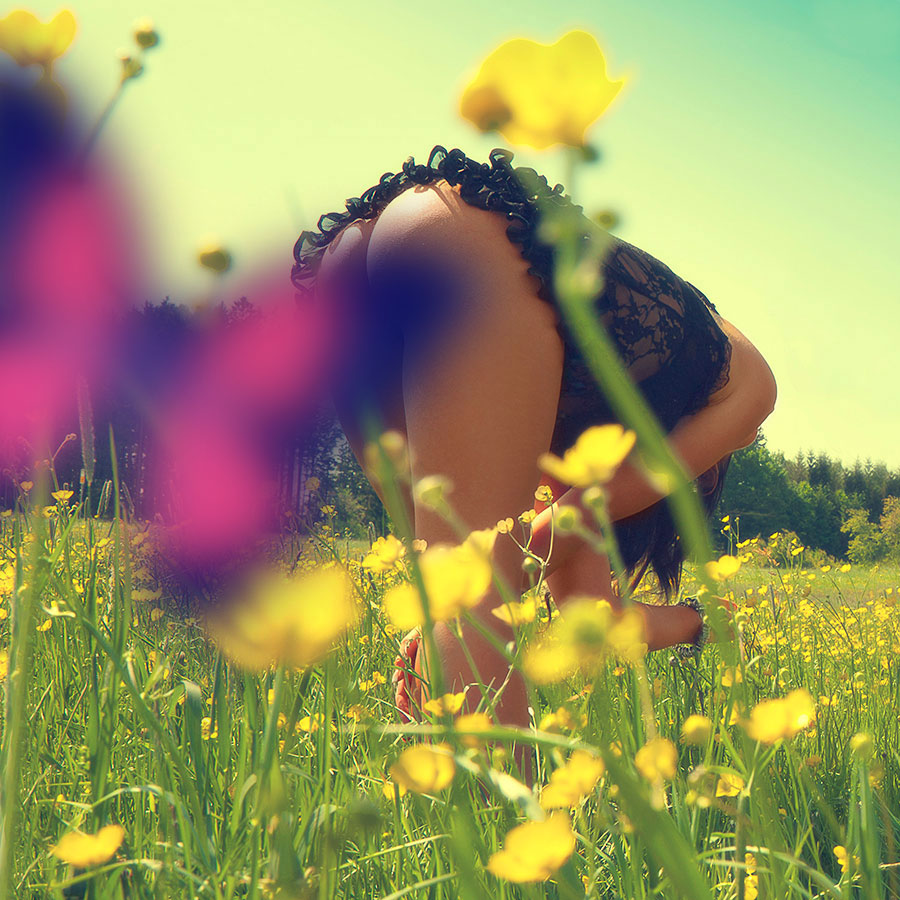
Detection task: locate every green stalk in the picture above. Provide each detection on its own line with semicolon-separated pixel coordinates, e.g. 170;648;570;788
0;477;46;899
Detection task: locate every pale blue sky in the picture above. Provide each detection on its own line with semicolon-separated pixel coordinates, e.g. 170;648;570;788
30;0;900;466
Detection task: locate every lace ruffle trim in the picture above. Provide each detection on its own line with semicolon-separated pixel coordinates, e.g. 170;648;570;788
290;144;581;310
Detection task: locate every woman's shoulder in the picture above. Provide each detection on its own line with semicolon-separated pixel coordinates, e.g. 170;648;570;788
706;317;774;408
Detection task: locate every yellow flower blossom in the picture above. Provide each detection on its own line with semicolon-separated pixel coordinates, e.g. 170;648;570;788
744;853;759;900
715;771;745;797
389;743;456;794
381;778;407;800
454;712;493;748
486;813;576;882
197;240;232;273
491;597;536;627
681;714;712;746
358;670;386;692
743;689;816;744
0;8;76;67
422;691;467;717
705;555;741;581
132;17;158;49
524;598;646;684
540;750;604;809
538;425;636;488
361;534;406;573
383;528;497;629
460;30;626;150
205;564;360;672
634;737;677;782
297;713;325;733
50;824;124;867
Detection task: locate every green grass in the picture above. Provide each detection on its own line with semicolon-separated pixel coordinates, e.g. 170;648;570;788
1;501;898;899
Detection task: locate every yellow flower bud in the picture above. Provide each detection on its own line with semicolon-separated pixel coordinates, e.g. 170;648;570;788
197;240;232;273
132;17;159;49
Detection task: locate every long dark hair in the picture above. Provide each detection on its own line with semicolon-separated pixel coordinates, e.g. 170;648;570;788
616;453;733;600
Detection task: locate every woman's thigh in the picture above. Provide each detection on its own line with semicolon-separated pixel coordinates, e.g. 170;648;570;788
365;179;566;559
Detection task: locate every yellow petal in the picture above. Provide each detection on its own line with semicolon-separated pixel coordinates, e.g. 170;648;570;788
715;771;745;797
486;814;576;882
50;824;124;867
0;8;76;66
460;31;626;150
389;743;456;794
491;597;536;626
634;737;677;781
47;9;77;59
705;554;741;581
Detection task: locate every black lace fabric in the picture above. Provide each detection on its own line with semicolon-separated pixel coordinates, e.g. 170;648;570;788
291;145;732;458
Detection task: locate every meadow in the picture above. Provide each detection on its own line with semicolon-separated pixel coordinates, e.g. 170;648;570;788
1;495;898;899
2;11;898;900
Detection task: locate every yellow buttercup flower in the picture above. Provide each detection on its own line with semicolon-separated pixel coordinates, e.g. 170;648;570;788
681;714;713;746
361;534;406;573
454;711;493;748
540;750;604;809
197;239;232;273
833;845;858;875
381;778;407;800
0;8;76;68
743;689;816;744
634;737;677;782
538;425;636;488
204;565;360;672
486;813;576;882
389;743;456;794
523;598;646;684
50;824;124;867
491;597;536;627
51;489;74;503
422;691;467;717
705;554;741;581
383;528;497;629
715;771;745;797
132;17;159;50
460;30;627;150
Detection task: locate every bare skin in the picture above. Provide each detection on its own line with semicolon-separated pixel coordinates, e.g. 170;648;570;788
314;177;777;737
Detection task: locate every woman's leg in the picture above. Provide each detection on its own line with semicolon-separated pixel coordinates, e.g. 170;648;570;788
365;179;566;732
314;216;414;523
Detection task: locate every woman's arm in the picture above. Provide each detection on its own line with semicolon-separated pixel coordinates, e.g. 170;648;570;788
530;319;776;571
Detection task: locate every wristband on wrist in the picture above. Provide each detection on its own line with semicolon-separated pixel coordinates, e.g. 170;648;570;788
673;595;708;660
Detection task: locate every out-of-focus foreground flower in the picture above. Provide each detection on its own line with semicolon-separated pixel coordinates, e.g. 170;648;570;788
486;813;576;882
538;424;636;488
0;8;76;68
0;60;138;463
50;824;124;867
459;30;626;150
742;689;816;744
524;597;647;684
204;564;361;672
389;743;456;794
382;527;498;629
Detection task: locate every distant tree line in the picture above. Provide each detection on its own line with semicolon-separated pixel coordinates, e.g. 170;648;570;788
719;436;900;561
4;299;898;561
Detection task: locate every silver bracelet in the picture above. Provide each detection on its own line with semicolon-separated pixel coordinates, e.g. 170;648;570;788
673;595;708;660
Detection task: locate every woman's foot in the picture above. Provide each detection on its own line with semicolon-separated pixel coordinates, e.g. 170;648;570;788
392;628;422;722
